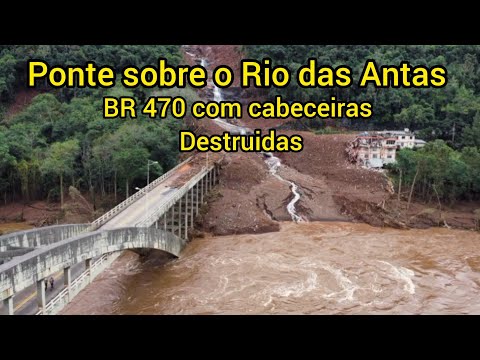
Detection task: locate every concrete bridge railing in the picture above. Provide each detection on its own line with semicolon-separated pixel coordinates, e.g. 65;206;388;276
35;252;122;315
0;224;90;252
136;164;215;228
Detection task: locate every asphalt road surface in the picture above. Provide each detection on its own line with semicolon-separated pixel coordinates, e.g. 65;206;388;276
13;262;87;315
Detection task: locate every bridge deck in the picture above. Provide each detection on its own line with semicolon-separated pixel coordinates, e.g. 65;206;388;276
100;174;181;230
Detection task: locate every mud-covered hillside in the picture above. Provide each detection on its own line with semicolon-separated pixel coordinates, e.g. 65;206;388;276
187;45;480;234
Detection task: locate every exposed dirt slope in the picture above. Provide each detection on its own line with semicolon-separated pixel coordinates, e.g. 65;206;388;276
186;45;480;232
4;88;42;120
0;198;94;227
193;119;351;235
183;45;244;86
276;131;391;204
196;152;282;235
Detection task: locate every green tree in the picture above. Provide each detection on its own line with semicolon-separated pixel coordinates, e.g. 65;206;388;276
394;140;472;204
40;139;80;208
394;103;435;129
0;131;15;203
12;93;63;126
113;147;150;199
461;112;480;148
53;97;102;141
461;147;480;196
0;54;17;102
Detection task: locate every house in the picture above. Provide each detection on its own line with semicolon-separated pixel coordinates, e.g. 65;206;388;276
376;128;416;149
346;128;426;168
346;135;397;168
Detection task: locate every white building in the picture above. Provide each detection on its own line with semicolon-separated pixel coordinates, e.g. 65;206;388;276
347;135;397;168
376;128;416;149
347;128;426;168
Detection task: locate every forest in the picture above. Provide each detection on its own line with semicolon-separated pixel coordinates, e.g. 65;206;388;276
0;45;189;209
1;45;480;209
245;45;480;203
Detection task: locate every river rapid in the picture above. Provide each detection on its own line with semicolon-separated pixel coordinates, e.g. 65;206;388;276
62;222;480;315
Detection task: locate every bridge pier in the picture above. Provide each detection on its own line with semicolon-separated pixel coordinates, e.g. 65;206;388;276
201;176;205;204
163;212;167;233
37;279;46;315
196;183;199;213
64;266;72;302
205;171;211;194
1;295;14;315
190;187;194;226
184;193;189;240
85;258;92;283
177;195;182;238
169;204;174;235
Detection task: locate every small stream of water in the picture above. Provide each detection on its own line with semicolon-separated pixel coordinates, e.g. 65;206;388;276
264;154;303;222
203;55;303;222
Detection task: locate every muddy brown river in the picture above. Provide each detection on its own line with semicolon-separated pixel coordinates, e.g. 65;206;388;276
62;222;480;314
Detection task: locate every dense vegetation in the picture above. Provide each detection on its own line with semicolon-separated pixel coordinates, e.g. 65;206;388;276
245;45;480;148
0;45;186;208
245;45;480;204
389;141;480;204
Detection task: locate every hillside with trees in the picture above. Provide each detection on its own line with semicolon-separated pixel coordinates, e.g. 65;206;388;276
245;45;480;147
0;45;185;209
1;45;480;212
245;45;480;203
